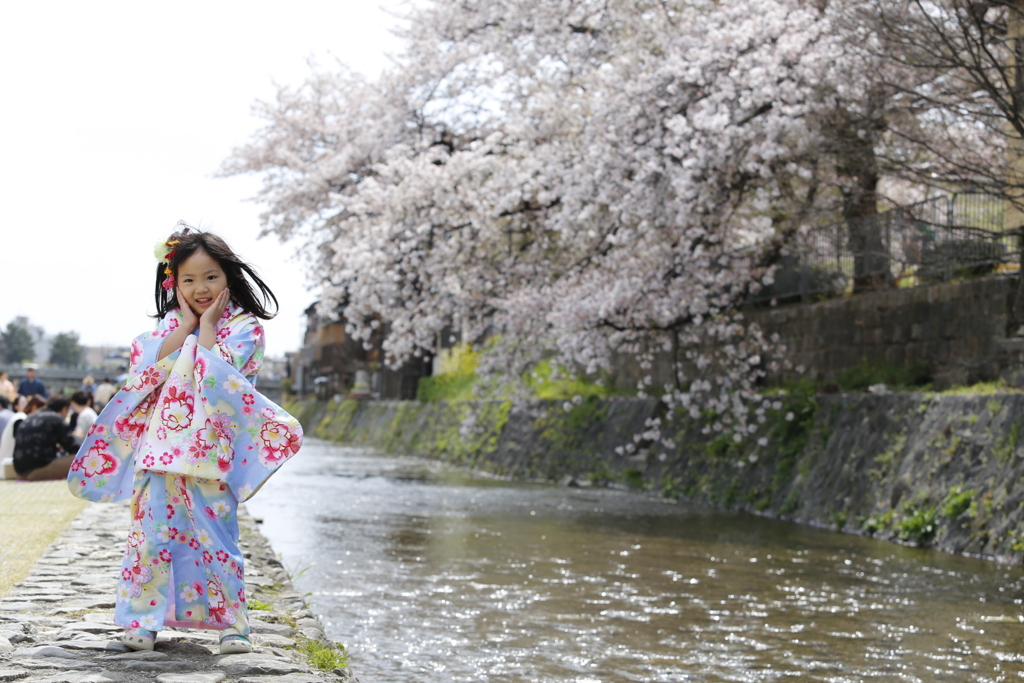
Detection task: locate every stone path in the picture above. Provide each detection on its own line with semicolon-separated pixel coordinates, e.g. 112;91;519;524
0;501;357;683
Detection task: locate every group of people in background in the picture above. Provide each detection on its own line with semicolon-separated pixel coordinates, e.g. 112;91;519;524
0;366;119;481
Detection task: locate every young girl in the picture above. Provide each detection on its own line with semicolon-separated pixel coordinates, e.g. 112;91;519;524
68;226;303;654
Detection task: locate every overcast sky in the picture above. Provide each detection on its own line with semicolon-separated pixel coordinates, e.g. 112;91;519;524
0;1;408;358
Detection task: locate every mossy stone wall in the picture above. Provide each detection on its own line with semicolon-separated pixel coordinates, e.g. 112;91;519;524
605;277;1017;393
289;393;1024;563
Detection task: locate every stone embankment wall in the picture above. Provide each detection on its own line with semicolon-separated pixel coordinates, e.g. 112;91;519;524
291;393;1024;564
750;276;1014;387
605;276;1020;392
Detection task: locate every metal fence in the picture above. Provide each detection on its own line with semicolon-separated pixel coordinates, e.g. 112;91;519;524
752;193;1020;305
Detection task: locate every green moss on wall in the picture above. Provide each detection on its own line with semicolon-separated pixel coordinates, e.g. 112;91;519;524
288;391;1024;564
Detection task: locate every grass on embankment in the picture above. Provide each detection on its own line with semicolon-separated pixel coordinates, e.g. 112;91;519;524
416;344;1017;404
0;480;88;598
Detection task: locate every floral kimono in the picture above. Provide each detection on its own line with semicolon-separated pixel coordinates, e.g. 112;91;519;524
68;303;302;634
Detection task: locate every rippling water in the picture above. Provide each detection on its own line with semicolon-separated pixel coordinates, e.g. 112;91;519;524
246;440;1024;682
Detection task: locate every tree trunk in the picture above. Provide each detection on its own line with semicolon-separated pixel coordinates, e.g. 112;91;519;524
844;167;890;293
834;99;890;294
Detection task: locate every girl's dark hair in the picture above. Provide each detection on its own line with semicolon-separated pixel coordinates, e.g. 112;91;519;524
153;224;279;320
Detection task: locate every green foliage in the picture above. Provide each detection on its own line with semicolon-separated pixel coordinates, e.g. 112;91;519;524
1010;531;1024;554
705;433;740;459
48;331;83;367
417;343;480;402
868;431;906;480
246;596;275;611
526;359;613;400
943;487;975;519
992;422;1021;464
660;475;683;500
938;380;1013;396
296;639;350;671
587;460;617;485
860;510;894;535
769;381;819;446
768;379;819;493
623;468;644;490
835;357;931;392
896;504;937;545
722;484;739;509
832;510;848;530
418;346;615;403
0;322;34;363
778;491;800;515
421;400;512;467
537;395;610;457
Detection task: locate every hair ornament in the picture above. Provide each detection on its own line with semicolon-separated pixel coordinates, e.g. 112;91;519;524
155;225;191;291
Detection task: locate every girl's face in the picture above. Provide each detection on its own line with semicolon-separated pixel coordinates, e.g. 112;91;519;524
177;248;229;317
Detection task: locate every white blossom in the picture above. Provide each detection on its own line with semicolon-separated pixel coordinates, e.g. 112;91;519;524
223;0;990;439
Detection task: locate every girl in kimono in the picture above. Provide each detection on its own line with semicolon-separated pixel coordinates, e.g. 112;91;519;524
68;226;303;654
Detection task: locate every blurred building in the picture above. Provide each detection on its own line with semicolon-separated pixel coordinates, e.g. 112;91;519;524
292;303;432;400
83;345;131;372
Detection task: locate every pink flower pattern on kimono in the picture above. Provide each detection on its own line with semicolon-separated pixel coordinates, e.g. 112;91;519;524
73;439;119;478
114;394;157;447
187;419;217;465
127;366;166;393
123;548;153;599
194;355;210;384
208;414;235;472
129;338;143;368
240;355;261;376
160;376;194;432
258;421;300;467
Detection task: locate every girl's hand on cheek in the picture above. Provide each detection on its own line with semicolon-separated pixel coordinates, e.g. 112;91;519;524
177;288;198;328
200;289;231;329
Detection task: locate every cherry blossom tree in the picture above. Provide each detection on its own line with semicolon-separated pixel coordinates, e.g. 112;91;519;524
222;0;1003;443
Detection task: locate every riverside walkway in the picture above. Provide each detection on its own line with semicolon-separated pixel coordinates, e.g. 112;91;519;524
0;481;353;683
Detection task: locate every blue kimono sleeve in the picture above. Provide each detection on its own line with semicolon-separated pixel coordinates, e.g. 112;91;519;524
193;316;302;502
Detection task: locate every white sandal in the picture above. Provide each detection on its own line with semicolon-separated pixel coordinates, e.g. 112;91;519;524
122;627;156;651
219;627;253;654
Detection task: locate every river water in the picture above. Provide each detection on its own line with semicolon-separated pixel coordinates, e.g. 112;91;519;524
246;439;1024;682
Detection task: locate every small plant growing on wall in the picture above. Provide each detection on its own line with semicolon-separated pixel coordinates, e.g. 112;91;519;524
897;503;937;546
943;487;975;520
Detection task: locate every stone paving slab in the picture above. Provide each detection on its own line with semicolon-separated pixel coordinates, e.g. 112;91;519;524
0;501;356;682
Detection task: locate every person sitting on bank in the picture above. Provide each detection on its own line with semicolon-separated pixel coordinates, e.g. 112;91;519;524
17;365;48;398
94;378;116;410
12;395;77;481
70;391;97;440
0;396;13;451
0;371;16;402
0;395;40;480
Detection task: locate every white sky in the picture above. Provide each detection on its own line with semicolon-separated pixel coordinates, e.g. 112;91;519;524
0;1;409;358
